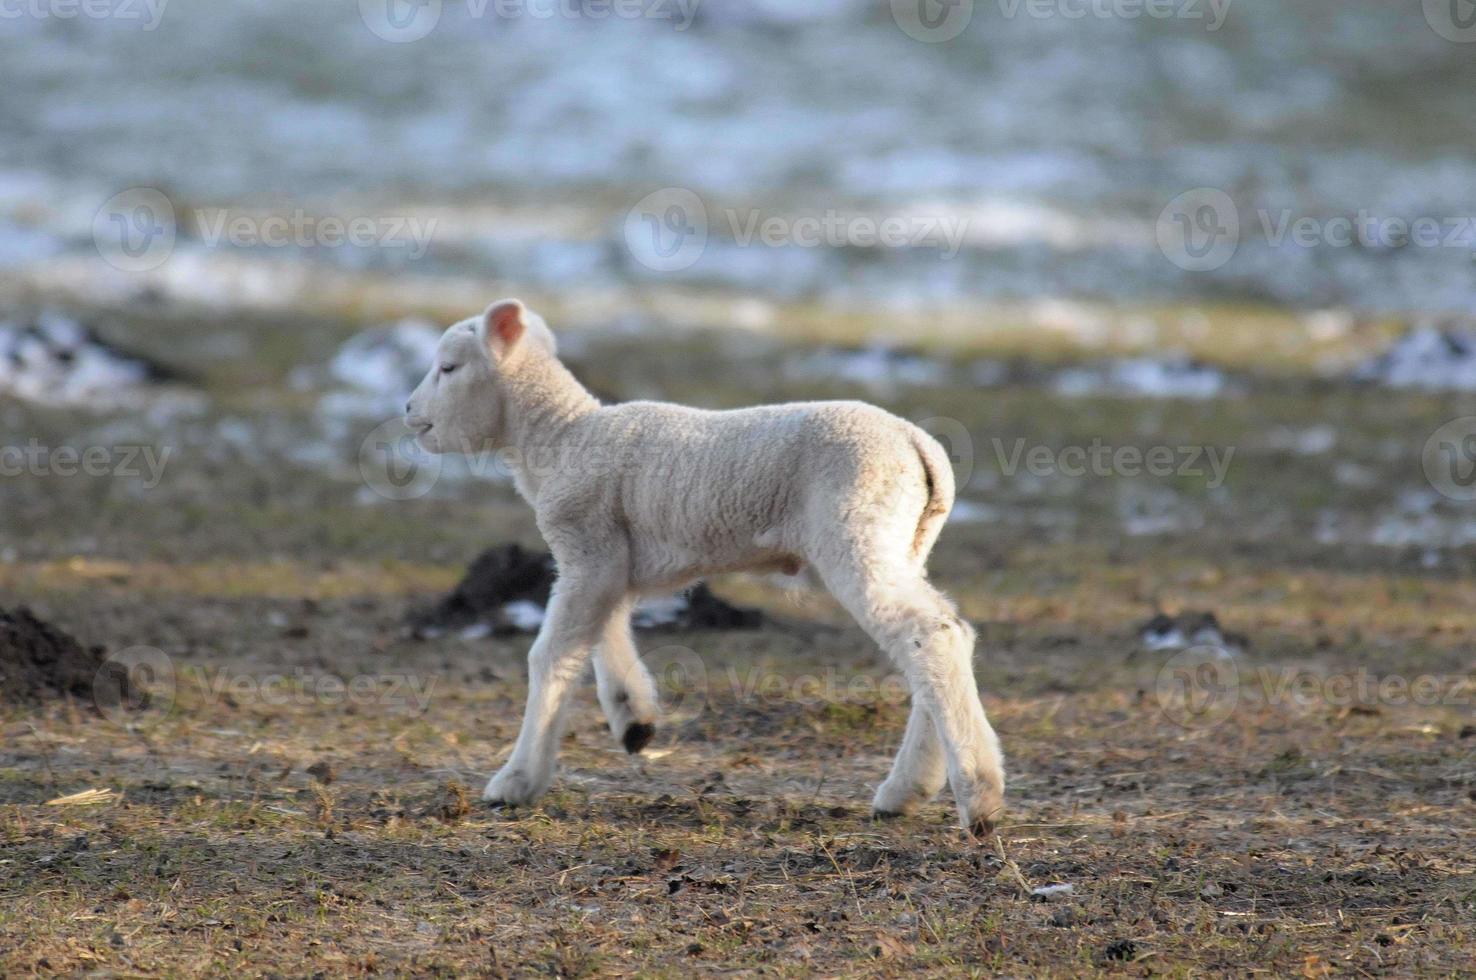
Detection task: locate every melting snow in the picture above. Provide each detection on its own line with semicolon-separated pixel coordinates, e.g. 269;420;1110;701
0;310;171;409
1355;324;1476;391
1054;357;1229;400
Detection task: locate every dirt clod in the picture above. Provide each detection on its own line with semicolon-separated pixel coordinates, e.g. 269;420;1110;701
305;760;336;785
410;544;763;636
0;607;125;707
410;544;555;637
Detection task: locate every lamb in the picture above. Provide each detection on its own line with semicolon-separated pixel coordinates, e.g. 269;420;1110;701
404;300;1006;835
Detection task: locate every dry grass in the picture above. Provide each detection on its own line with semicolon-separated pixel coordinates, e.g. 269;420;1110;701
2;560;1473;977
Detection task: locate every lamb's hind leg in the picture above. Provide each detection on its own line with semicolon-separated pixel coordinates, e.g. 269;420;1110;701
871;699;947;818
821;558;1005;835
592;598;659;754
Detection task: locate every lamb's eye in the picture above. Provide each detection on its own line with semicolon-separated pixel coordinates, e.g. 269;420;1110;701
440;364;457;375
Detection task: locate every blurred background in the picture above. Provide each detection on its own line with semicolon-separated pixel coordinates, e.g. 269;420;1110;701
3;0;1475;319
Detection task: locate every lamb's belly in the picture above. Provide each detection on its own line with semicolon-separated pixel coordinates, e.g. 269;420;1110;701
628;530;775;591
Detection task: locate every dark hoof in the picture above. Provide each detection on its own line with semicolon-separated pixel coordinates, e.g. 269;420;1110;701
622;721;656;754
871;809;905;822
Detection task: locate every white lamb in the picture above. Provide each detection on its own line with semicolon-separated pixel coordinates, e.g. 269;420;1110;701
405;300;1006;835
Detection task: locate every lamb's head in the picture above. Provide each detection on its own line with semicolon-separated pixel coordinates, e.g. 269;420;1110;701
404;299;557;454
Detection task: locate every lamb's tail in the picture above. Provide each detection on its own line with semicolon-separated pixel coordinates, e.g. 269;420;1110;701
908;426;955;567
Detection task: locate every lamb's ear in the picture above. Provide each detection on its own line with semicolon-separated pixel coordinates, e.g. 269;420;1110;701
481;299;526;360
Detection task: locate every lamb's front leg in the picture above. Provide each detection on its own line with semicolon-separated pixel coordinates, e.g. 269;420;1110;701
592;598;660;754
484;576;623;806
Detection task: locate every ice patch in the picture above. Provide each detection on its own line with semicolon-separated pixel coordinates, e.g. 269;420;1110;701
1355;324;1476;391
0;310;175;409
1263;425;1337;456
948;499;998;524
1117;485;1203;537
502;600;547;633
1054;357;1229;400
329;319;441;400
783;345;949;395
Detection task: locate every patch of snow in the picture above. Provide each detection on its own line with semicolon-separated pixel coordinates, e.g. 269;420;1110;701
329;319;440;399
0;310;171;409
631;595;688;630
502;600;546;633
783;345;948;394
1356;324;1476;391
948;499;998;524
1117;485;1203;537
970;360;1009;387
1054;356;1229;400
1263;425;1337;456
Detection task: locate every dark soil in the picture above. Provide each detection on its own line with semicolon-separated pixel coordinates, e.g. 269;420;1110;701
408;543;555;636
0;606;127;707
660;582;764;631
409;543;764;636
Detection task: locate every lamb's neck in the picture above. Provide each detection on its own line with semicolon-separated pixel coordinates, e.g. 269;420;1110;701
499;355;599;499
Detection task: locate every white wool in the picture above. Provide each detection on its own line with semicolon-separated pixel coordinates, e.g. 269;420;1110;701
405;300;1005;834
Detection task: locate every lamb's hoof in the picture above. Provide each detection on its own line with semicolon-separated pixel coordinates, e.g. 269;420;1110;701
622;721;656;754
967;817;997;840
871;808;905;822
482;767;546;806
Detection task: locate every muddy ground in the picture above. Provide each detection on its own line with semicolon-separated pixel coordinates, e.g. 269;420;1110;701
1;303;1474;976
